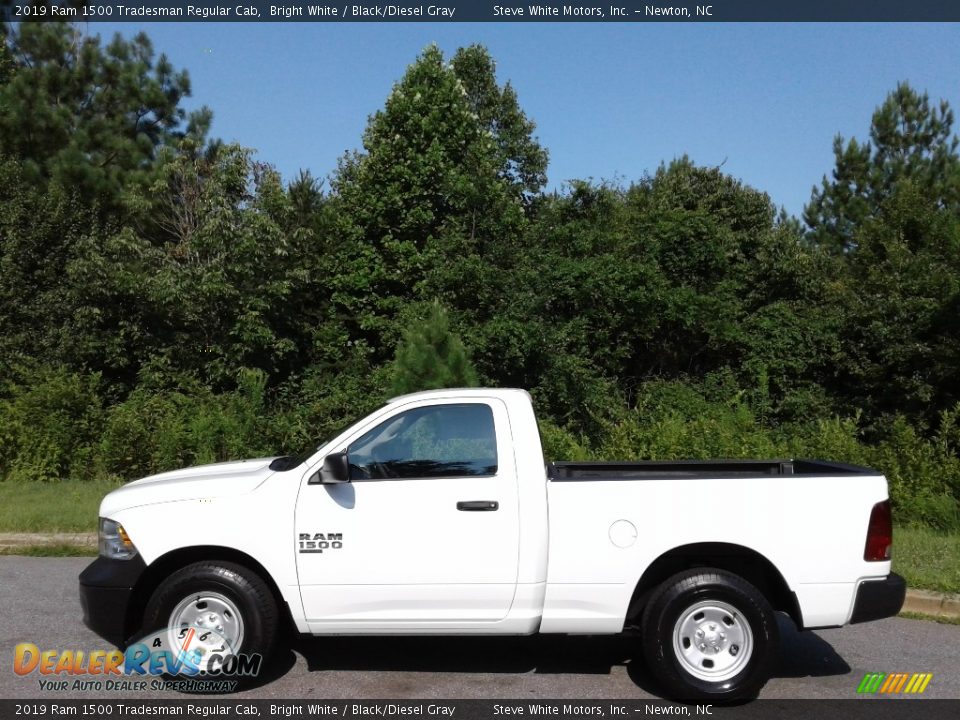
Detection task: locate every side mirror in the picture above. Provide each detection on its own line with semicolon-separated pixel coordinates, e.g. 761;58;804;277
310;451;350;484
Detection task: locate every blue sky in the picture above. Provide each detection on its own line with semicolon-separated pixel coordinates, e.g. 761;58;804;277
103;22;960;218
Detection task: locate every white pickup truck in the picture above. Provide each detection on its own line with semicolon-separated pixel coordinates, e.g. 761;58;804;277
80;388;904;700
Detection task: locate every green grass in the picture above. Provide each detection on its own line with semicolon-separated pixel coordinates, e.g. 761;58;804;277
0;544;96;557
899;611;960;626
893;525;960;595
0;479;123;532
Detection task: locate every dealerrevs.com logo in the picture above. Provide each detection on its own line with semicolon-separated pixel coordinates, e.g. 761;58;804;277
14;627;262;693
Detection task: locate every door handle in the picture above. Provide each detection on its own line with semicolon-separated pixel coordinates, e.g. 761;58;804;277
457;500;499;511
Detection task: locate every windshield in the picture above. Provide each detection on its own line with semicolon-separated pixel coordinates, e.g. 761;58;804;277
269;405;387;472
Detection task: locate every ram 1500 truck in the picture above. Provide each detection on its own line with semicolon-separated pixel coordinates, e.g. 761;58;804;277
80;388;905;700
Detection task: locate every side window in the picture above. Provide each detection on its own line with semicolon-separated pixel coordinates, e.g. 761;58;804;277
347;404;498;480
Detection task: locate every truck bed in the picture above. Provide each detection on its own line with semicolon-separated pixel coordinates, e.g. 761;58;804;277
548;459;877;480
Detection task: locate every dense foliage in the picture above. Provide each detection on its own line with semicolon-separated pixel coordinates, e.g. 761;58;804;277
1;26;959;529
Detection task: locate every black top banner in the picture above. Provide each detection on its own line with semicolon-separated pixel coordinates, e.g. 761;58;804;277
3;0;960;22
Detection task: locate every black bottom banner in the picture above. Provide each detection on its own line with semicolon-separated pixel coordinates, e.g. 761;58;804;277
1;700;959;720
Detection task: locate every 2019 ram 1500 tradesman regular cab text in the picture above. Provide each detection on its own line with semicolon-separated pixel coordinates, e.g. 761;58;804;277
80;388;905;700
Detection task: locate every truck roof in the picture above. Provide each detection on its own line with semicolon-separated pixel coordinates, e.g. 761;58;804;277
386;387;532;404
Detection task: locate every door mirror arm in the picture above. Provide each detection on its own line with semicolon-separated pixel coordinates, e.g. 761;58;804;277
309;450;351;484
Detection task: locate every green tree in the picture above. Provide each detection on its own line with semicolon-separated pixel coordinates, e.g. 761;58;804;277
54;144;316;389
287;169;326;237
492;158;842;430
0;158;99;377
802;84;960;426
390;302;479;396
805;82;960;253
0;22;210;218
833;185;960;425
334;44;504;248
638;158;842;419
331;44;528;359
451;44;548;203
0;25;13;86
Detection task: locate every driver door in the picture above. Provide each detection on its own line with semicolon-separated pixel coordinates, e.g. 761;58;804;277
294;398;520;630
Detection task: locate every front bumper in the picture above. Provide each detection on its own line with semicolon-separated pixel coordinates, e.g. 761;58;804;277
78;555;147;647
850;572;906;624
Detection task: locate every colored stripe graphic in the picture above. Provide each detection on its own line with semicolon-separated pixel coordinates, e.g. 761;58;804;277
857;672;885;693
858;672;932;694
879;674;898;693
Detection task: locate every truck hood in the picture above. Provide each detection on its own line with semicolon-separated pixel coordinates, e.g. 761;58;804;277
100;457;278;515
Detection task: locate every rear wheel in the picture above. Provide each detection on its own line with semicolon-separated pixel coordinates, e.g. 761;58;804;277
641;569;778;701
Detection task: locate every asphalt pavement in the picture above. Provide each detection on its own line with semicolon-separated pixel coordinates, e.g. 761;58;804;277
1;557;957;701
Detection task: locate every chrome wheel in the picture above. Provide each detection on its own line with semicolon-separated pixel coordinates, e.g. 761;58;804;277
672;599;753;682
168;591;244;668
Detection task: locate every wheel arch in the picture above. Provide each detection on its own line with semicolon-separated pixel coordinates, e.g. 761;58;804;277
126;545;295;643
626;542;802;628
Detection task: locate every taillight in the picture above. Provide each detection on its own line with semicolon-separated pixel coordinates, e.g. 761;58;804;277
864;500;893;561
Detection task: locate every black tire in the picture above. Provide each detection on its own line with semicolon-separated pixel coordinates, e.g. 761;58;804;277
640;568;779;702
143;561;278;685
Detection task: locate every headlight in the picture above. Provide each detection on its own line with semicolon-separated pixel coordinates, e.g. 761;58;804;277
99;518;138;560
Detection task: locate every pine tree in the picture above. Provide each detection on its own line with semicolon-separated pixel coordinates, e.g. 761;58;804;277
390;303;479;396
804;82;960;253
0;22;210;218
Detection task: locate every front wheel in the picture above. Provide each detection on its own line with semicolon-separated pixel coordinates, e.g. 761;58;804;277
640;569;779;701
142;561;278;683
